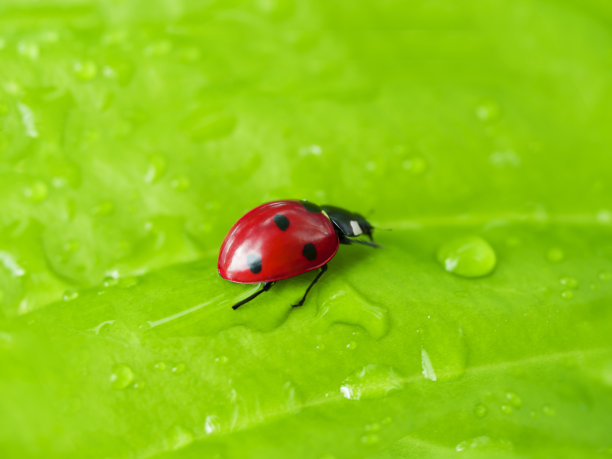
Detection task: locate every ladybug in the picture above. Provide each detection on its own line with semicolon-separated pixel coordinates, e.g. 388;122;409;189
218;200;380;310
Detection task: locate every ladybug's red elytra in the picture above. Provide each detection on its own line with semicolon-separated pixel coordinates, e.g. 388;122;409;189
218;200;379;310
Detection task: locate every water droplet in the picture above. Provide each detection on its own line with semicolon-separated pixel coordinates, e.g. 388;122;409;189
0;251;26;277
475;100;501;122
299;144;323;156
110;364;135;389
153;361;167;371
17;102;38;137
381;416;392;425
132;381;145;390
364;422;381;432
561;290;574;300
23;181;48;202
171;363;186;374
143;40;172;56
346;341;358;350
500;404;513;414
559;277;578;289
118;276;139;289
599;271;611;281
318;284;389;339
437;236;496;278
170;176;190;191
456;435;513;452
546;247;564;263
166;425;194;450
214;355;229;364
73;60;98;81
340;364;404;400
402;156;427;174
103;275;120;288
62;289;79;301
145;153;167;183
421;348;437;381
489;149;521;168
542;405;555;416
283;381;303;414
17;41;39;60
360;433;380;445
204;415;220;434
90;320;115;334
0;331;13;349
505;391;522;408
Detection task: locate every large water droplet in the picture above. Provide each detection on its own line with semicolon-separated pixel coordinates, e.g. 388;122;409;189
318;284;389;339
110;364;135;389
437;236;496;278
340;364;404;400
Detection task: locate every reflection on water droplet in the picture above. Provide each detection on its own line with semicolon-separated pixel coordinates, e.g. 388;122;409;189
546;247;564;263
318;284;389;339
559;277;578;289
171;363;186;374
110;364;135;389
561;290;574;300
505;391;522;408
418;319;467;381
167;425;194;450
437;236;496;278
474;403;488;418
346;341;358;350
364;422;381;432
340;364;403;400
475;100;501;122
500;404;513;414
24;181;48;202
214;355;229;364
402;156;427;175
421;348;437;381
62;289;79;301
153;361;167;371
360;433;380;445
204;415;220;434
73;60;98;80
283;381;303;414
456;435;513;452
170;176;190;191
90;320;115;335
145;153;167;183
542;405;555;416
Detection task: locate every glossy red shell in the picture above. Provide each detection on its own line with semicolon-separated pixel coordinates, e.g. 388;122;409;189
218;200;339;283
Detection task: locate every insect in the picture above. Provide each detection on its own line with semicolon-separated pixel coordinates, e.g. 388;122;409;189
218;200;380;310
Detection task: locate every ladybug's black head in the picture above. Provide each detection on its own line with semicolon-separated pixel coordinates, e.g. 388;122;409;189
321;205;379;247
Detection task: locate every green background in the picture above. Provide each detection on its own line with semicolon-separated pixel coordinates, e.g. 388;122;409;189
1;0;612;457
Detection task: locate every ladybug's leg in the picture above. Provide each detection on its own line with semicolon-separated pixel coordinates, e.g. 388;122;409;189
232;282;274;310
339;234;381;248
292;264;328;308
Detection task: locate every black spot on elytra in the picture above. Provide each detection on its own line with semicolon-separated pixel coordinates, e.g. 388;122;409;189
273;214;290;231
246;254;262;274
302;243;317;261
300;200;321;213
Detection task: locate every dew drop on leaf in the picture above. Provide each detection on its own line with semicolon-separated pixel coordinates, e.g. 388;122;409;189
505;391;522;408
339;364;404;400
456;435;513;452
561;290;574;299
318;284;389;339
62;289;79;301
153;361;167;372
437;236;496;278
360;433;380;445
171;363;186;374
542;405;555;416
110;364;135;389
23;181;48;203
559;277;578;289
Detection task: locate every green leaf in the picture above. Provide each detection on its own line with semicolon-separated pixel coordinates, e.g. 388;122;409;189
1;0;612;458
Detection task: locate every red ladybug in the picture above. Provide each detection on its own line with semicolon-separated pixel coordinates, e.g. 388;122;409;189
218;200;379;309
